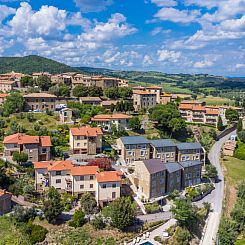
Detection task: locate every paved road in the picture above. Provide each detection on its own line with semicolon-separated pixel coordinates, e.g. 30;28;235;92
200;130;236;245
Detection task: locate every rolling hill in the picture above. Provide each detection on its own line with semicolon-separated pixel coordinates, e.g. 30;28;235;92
0;55;79;74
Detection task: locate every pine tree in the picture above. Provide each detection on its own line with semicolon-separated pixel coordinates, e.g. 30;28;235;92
237;118;243;132
217;115;223;131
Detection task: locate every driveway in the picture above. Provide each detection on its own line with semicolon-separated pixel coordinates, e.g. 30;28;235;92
200;130;236;245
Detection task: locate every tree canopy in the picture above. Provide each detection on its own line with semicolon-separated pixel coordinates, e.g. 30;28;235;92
225;108;239;122
2;92;25;116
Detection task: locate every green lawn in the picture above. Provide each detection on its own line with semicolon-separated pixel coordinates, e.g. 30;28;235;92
199;96;235;106
0;216;29;245
222;156;245;185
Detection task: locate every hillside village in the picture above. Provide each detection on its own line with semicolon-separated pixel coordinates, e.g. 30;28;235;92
0;69;245;245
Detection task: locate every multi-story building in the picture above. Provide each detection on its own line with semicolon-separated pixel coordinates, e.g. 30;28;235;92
150;139;177;163
59;108;73;124
117;136;205;166
164;162;183;193
192;106;206;123
34;161;121;206
23;93;56;112
0;80;18;92
32;72;51;80
116;136;151;165
79;97;102;106
134;159;167;200
179;160;202;187
177;142;204;163
3;133;51;161
0;93;8;104
160;93;173;105
50;74;72;85
0;190;12;215
145;86;162;104
69;126;103;155
91;114;132;132
133;91;157;111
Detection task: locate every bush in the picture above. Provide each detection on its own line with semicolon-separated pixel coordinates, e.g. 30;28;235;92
12;206;37;223
91;214;106;230
26;223;48;244
234;141;245;160
69;208;85;228
145;203;161;214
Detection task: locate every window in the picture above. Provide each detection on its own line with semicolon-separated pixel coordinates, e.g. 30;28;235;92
140;150;145;156
195;155;200;160
181;156;186;161
90;184;93;188
80;185;84;189
128;151;132;156
56;179;61;184
166;153;170;158
80;176;84;181
56;171;61;176
186;155;190;160
77;143;80;147
90;175;94;180
102;184;107;189
77;136;81;140
156;153;161;159
112;192;116;199
112;183;116;188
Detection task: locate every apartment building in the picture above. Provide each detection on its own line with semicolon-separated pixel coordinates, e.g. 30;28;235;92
32;72;51;80
34;161;121;206
177;142;204;163
59;108;73;124
0;190;12;215
116;136;151;165
96;171;121;206
133;159;202;200
3;133;51;161
91;113;132;132
134;159;166;199
145;86;162;104
160;93;172;105
164;162;182;193
0;80;18;92
79;97;102;106
50;74;72;85
0;72;25;81
23;93;56;112
0;93;8;104
133;91;157;111
117;136;205;166
69;126;103;155
179;160;202;187
150;139;177;163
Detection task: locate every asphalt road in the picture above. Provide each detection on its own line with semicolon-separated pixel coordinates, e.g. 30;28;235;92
200;130;236;245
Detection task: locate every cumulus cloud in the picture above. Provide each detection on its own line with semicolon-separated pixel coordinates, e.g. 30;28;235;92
193;60;214;68
157;49;181;62
151;0;177;7
151;27;171;36
74;0;113;13
0;5;15;23
154;8;201;23
236;63;245;69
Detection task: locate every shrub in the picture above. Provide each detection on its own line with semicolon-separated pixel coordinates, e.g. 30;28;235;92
91;215;106;230
27;223;48;244
69;208;85;228
145;203;161;214
234;141;245;160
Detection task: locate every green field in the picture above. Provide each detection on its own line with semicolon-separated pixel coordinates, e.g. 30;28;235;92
199;96;235;106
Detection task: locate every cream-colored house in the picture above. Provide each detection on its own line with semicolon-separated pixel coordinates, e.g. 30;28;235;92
91;113;132;132
133;91;157;111
34;161;121;205
69;126;103;155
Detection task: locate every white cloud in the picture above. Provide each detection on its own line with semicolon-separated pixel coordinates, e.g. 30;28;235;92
74;0;113;13
151;27;171;36
9;3;67;37
236;63;245;69
193;60;214;68
143;55;153;65
154;7;200;23
0;5;15;23
151;0;177;7
157;49;181;62
220;15;245;31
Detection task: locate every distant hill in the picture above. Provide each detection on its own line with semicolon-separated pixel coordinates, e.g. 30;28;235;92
0;55;79;74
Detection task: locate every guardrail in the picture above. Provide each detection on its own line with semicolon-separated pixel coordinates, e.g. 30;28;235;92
216;124;237;141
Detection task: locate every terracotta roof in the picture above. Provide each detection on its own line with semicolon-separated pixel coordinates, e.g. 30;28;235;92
161;93;172;97
96;171;121;183
48;161;73;171
0;80;16;85
23;93;56;98
33;161;54;169
205;110;219;115
71;166;99;176
79;97;102;102
179;104;193;110
91;114;132;121
3;133;51;147
132;86;145;90
134;91;156;95
146;86;162;89
192;106;206;111
101;100;118;106
0;94;8;98
70;126;103;136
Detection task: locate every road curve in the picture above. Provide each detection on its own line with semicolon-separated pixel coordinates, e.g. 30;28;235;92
200;130;236;245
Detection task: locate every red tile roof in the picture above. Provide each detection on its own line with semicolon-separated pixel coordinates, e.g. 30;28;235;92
134;91;156;95
48;161;73;171
205;110;219;115
23;93;56;98
179;104;193;110
3;133;51;147
33;161;54;169
96;171;121;183
70;126;103;136
91;114;132;121
192;106;206;111
71;166;99;176
0;189;12;197
0;94;8;98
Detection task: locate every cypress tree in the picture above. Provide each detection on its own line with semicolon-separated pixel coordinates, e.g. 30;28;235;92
217;115;223;131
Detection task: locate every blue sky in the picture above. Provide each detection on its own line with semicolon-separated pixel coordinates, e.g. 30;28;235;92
0;0;245;76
